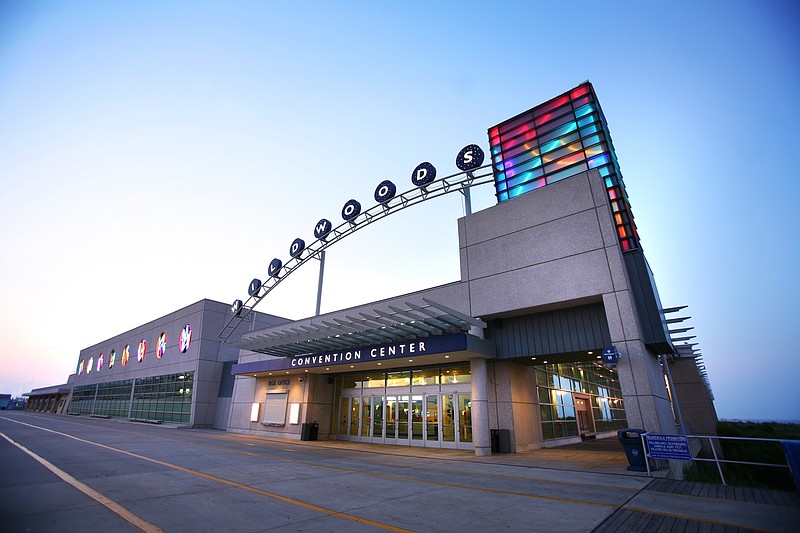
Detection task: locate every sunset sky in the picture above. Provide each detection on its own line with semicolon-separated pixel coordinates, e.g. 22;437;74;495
1;1;798;422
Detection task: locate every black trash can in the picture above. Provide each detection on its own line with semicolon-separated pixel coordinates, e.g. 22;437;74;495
618;429;647;471
301;421;319;441
497;429;511;453
490;429;511;453
491;429;499;453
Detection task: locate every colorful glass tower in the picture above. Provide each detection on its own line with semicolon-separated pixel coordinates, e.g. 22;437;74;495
488;82;639;251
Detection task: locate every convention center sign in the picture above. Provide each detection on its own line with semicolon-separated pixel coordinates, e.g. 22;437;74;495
231;333;468;375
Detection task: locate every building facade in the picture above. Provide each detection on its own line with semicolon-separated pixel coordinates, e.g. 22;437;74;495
225;82;715;455
65;299;287;428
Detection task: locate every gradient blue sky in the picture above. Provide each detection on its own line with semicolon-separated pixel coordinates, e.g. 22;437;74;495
1;1;798;422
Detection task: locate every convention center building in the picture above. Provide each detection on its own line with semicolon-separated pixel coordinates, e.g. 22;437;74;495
29;82;715;456
224;82;716;455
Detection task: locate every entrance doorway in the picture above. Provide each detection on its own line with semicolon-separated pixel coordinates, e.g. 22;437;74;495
338;392;472;449
574;394;596;439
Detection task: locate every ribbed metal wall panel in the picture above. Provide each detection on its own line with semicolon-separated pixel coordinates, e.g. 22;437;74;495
485;302;612;358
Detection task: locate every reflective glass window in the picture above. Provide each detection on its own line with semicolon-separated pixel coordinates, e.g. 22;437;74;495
412;368;439;386
386;371;410;387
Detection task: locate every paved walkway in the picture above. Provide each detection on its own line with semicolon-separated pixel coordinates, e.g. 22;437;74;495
304;437;800;532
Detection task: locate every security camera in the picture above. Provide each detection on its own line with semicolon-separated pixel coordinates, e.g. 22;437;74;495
298;378;304;382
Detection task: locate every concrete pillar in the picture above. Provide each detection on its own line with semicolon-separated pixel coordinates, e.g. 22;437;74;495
470;358;491;456
603;292;675;433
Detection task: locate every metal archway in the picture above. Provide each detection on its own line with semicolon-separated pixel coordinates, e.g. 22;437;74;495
219;162;494;341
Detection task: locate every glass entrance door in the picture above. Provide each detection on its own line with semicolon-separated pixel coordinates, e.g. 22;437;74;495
338;397;349;436
574;394;594;437
372;396;384;442
349;397;360;437
335;380;472;450
411;395;424;445
441;393;472;449
442;394;455;446
385;395;398;443
458;393;472;444
425;394;439;447
397;395;409;444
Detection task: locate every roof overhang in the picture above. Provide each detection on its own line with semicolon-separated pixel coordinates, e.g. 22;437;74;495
237;298;487;358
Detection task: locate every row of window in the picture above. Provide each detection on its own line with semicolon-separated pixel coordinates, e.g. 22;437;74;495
337;364;471;390
535;362;627;441
76;324;193;376
68;372;194;423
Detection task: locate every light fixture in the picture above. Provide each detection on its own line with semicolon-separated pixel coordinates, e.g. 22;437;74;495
444;355;450;359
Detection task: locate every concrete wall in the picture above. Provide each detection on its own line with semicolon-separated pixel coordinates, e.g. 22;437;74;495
228;373;335;438
487;361;541;452
669;357;718;435
458;170;674;435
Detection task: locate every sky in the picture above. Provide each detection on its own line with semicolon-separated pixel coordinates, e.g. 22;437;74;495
1;1;798;422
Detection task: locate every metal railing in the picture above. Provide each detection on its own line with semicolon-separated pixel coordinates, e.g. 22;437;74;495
641;433;797;486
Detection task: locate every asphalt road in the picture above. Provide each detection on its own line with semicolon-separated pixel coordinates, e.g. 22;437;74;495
0;411;654;532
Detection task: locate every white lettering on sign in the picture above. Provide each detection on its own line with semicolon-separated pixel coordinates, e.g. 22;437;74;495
369;341;426;358
291;351;362;367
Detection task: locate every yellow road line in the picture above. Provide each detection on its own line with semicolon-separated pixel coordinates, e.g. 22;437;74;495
0;431;162;533
239;450;620;507
0;418;411;533
16;413;640;493
7;415;626;508
220;430;642;492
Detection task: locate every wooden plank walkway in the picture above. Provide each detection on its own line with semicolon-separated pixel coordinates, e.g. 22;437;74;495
593;479;800;532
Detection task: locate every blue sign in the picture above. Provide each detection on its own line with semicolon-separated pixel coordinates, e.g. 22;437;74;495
289;238;305;258
314;218;332;239
268;258;282;278
341;199;361;222
646;434;692;461
456;144;484;171
231;333;469;375
248;279;262;297
602;346;619;364
412;162;436;186
374;180;396;203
